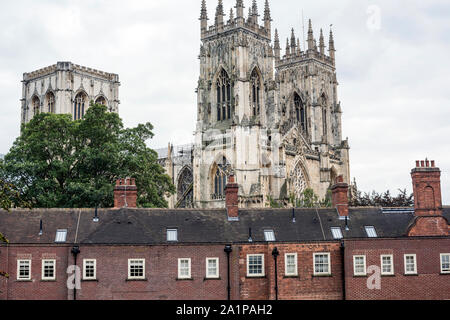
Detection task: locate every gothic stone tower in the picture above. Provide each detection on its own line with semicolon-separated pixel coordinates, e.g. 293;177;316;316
21;62;120;125
191;0;350;209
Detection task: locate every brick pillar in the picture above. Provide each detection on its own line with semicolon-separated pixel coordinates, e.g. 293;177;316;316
114;178;138;208
331;175;349;217
408;160;448;236
225;175;239;220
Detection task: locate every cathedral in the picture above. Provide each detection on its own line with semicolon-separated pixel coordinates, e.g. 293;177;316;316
21;61;120;125
160;0;350;209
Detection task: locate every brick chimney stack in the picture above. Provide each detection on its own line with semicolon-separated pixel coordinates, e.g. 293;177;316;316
114;178;138;208
331;175;349;217
411;160;442;216
225;175;239;220
408;160;448;236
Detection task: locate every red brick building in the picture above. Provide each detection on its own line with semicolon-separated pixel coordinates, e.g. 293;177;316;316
0;161;449;300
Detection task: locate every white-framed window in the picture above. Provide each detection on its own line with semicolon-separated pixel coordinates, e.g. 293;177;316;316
55;229;67;243
440;254;450;274
264;230;276;242
331;227;343;239
83;259;97;280
365;226;378;238
404;254;417;275
285;253;298;276
314;253;331;276
206;258;219;279
17;260;31;280
41;259;56;280
353;255;367;276
247;254;265;277
167;229;178;242
178;258;191;279
381;255;394;275
128;259;145;279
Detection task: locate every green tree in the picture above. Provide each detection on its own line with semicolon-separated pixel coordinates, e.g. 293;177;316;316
0;104;175;208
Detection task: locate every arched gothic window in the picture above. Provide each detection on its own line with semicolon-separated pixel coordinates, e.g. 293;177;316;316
177;167;193;208
294;93;307;133
95;96;107;106
74;92;87;120
46;92;55;113
251;69;261;116
32;96;40;116
216;69;232;121
212;157;230;200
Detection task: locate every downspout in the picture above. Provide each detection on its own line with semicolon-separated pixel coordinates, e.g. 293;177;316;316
340;240;346;300
71;246;80;300
224;245;233;300
272;247;279;301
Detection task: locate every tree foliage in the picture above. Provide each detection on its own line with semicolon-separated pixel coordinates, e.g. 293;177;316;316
349;188;414;207
0;104;175;208
267;188;332;208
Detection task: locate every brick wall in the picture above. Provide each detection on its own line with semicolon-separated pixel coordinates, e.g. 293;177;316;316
1;245;70;300
0;244;238;300
239;242;343;300
345;238;450;300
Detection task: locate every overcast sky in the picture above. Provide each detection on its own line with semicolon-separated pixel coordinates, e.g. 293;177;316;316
0;0;449;203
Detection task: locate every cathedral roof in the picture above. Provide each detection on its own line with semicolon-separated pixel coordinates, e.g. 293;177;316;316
1;207;447;245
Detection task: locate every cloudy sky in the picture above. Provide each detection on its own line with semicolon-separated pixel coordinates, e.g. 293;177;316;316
0;0;449;203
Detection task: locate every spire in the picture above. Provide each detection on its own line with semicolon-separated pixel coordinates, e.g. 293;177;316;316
329;27;336;64
307;19;314;51
297;38;301;54
274;28;281;60
252;0;259;25
215;0;225;30
290;28;296;53
319;29;325;55
286;38;291;57
263;0;272;38
235;0;244;25
200;0;208;20
200;0;208;37
229;8;234;24
264;0;271;21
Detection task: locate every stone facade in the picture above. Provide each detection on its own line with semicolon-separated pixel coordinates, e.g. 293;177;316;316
21;61;120;125
160;1;350;209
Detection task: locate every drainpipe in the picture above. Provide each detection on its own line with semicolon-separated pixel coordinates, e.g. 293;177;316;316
224;245;233;300
340;241;346;300
71;246;80;301
272;247;279;301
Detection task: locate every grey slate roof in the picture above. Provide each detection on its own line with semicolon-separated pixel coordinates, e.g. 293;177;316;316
1;206;443;245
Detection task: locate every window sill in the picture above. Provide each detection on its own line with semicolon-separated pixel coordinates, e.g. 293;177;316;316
16;279;32;282
404;273;418;276
126;278;148;281
41;279;57;282
312;274;332;278
283;275;299;279
82;279;99;282
353;275;368;278
381;274;395;277
176;278;194;281
245;275;266;279
440;272;450;275
204;277;221;281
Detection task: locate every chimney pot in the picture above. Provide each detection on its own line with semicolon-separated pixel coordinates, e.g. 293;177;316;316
416;160;420;167
421;160;425;167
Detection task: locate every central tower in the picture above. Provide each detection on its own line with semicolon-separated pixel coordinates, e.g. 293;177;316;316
191;0;350;209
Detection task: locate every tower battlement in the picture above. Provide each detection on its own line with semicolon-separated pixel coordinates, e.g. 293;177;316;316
200;0;272;41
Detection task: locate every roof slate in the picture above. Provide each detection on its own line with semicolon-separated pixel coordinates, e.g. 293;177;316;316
1;206;440;245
